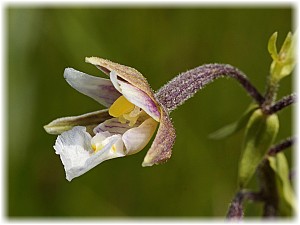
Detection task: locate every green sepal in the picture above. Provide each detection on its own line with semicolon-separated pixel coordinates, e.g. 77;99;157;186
209;104;258;140
278;32;295;78
44;109;112;135
238;109;279;188
269;32;295;81
268;153;296;216
268;32;278;61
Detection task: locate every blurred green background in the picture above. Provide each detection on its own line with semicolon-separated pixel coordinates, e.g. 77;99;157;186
7;6;293;218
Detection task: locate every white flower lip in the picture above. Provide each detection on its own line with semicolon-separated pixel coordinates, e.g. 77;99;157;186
93;116;158;155
54;126;125;181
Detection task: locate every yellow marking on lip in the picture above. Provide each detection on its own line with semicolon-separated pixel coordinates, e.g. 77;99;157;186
92;144;104;152
109;96;135;117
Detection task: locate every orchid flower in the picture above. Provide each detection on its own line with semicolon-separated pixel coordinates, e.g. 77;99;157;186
45;57;265;182
44;57;175;181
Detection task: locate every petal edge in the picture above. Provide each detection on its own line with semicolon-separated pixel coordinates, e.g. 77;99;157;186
85;57;157;106
64;68;121;107
44;109;112;135
142;105;176;167
122;117;158;155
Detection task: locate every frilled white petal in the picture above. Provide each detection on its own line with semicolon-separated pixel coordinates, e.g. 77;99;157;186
54;126;124;181
122;117;158;155
54;126;92;173
64;68;121;107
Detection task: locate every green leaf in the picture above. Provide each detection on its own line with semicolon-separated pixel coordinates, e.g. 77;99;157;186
269;153;296;216
238;109;279;188
209;104;258;140
268;32;278;61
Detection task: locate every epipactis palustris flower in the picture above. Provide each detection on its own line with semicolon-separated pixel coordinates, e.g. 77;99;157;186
44;57;175;181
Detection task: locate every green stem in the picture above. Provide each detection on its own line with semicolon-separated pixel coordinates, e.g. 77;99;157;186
257;71;281;217
262;77;279;113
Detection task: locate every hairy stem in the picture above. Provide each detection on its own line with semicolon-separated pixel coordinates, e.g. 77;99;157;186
268;137;295;156
226;191;244;220
155;64;264;113
262;77;279;110
264;93;296;115
226;190;264;220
